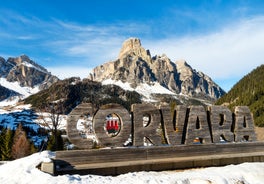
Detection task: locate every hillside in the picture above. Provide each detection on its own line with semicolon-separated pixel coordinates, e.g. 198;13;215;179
216;64;264;127
24;77;142;113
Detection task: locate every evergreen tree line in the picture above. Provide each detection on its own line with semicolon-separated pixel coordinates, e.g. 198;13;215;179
0;124;33;160
0;124;64;161
216;64;264;127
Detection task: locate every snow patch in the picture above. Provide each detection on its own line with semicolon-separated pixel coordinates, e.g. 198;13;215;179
102;79;175;101
102;79;134;91
0;105;50;147
21;61;48;74
35;112;67;130
0;77;40;98
0;96;21;107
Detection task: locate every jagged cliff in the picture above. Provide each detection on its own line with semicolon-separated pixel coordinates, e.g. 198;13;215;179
91;38;225;101
0;55;59;101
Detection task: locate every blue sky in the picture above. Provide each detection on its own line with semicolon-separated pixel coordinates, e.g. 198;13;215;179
1;0;264;92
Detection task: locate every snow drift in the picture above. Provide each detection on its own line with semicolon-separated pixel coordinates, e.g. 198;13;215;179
0;151;264;184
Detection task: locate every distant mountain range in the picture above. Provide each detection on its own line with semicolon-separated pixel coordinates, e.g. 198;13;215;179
0;55;58;106
216;64;264;127
0;38;226;109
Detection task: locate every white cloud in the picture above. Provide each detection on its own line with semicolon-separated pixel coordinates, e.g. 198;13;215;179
46;16;264;91
145;16;264;83
44;21;147;66
17;36;35;40
1;10;264;91
65;37;123;62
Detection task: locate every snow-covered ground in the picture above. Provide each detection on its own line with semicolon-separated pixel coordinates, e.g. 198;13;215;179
0;104;39;130
0;104;67;147
0;77;41;108
35;112;67;130
0;78;40;98
102;79;175;102
0;151;263;184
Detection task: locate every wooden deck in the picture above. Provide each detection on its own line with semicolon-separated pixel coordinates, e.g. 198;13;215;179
54;142;264;175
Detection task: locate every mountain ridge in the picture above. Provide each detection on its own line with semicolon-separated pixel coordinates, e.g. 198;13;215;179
1;38;225;108
0;55;59;104
90;38;225;102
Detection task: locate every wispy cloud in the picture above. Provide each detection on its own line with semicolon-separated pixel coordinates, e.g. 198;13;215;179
50;15;264;89
17;36;35;40
0;12;114;65
1;10;264;91
144;16;264;91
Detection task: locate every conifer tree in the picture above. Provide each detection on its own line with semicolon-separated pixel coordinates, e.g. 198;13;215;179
1;128;13;160
47;131;64;151
0;129;3;160
216;64;264;127
11;124;31;159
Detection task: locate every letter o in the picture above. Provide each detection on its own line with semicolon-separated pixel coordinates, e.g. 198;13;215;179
93;103;131;147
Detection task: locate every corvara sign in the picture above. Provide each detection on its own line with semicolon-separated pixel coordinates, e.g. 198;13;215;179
67;103;257;149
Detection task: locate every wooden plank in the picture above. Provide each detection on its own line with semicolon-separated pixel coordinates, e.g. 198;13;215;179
55;142;264;175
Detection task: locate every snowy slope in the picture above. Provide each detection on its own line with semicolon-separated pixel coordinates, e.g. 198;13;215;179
0;78;40;97
0;104;67;147
0;55;59;107
102;79;176;101
0;151;264;184
0;96;21;107
0;77;40;107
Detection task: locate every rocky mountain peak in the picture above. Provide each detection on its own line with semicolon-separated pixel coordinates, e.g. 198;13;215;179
6;55;58;89
0;57;14;78
176;59;189;67
7;55;48;73
0;56;5;63
16;54;30;63
6;54;29;66
0;55;59;102
91;38;225;101
176;60;193;76
118;38;151;62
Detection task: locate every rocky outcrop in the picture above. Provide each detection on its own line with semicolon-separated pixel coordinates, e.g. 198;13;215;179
4;55;58;90
151;54;180;93
176;60;224;99
0;55;59;101
0;56;13;78
0;85;19;101
118;38;152;62
91;38;225;101
92;38;154;88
